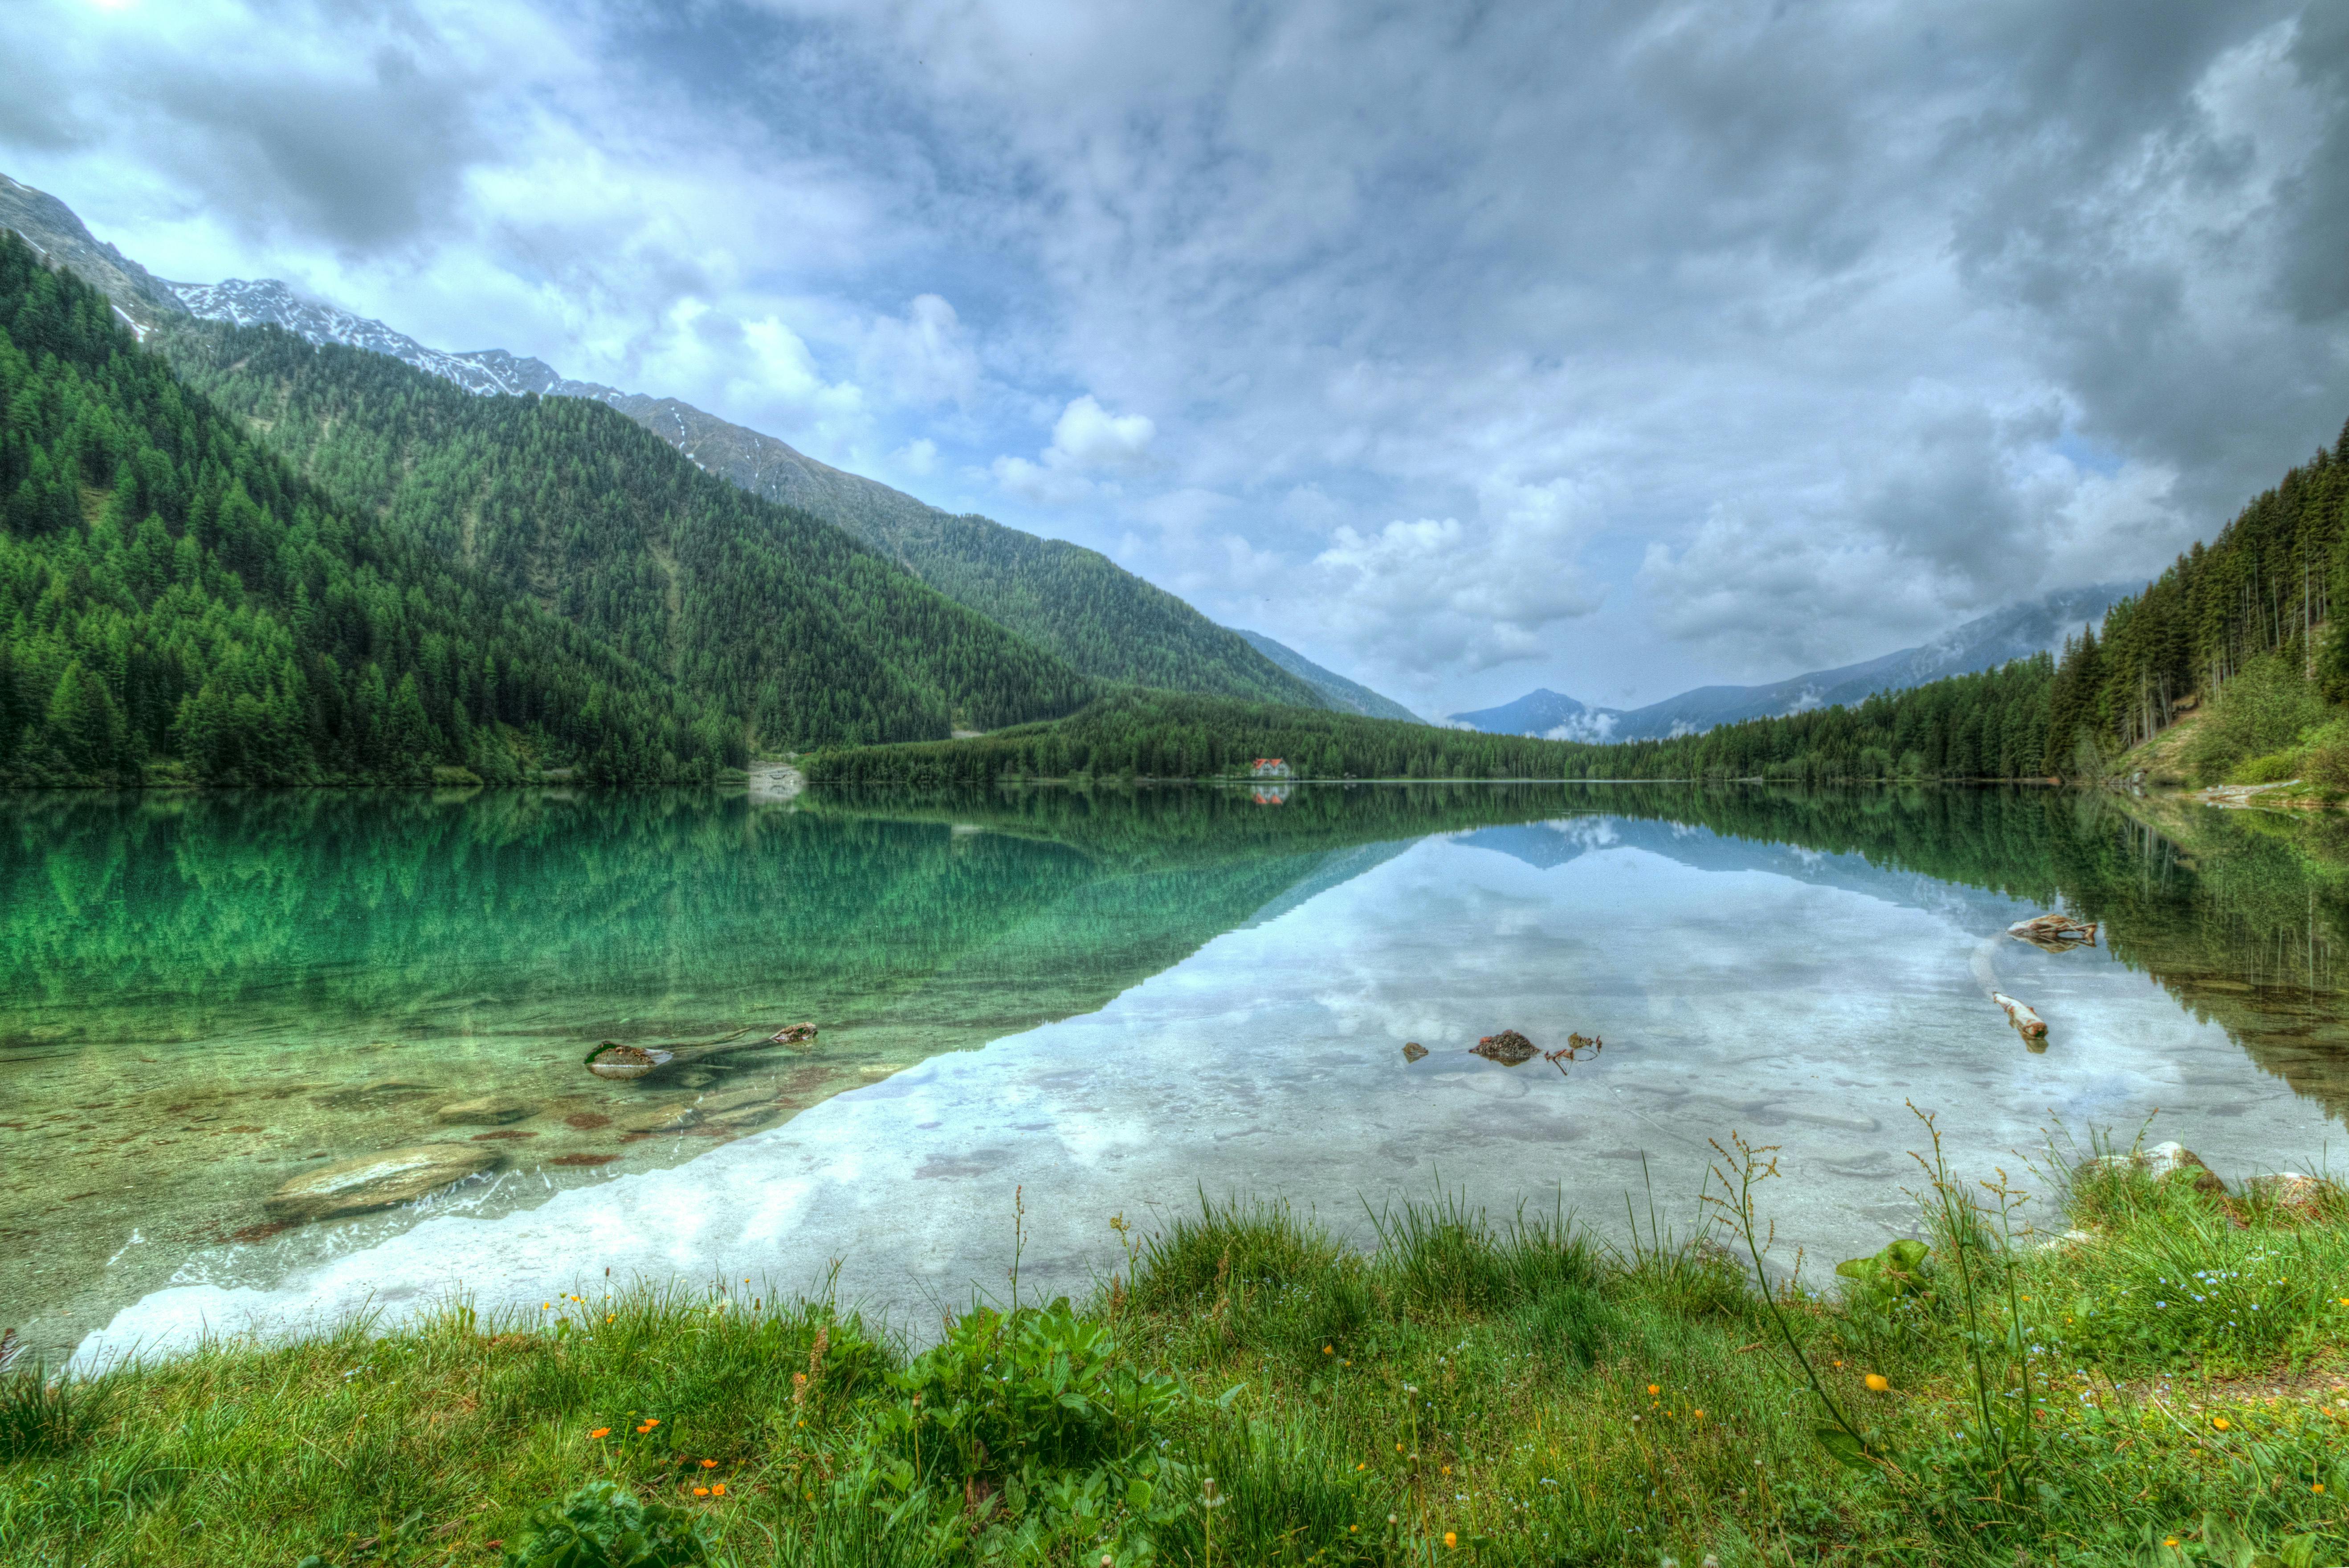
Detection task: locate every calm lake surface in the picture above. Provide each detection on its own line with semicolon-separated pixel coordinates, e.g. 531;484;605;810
8;783;2348;1367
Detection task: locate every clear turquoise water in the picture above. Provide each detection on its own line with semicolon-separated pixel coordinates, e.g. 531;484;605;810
8;784;2348;1365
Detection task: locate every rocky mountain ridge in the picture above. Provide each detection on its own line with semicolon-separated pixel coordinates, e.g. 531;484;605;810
168;279;624;401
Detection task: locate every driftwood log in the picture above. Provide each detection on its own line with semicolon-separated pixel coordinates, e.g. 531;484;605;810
1991;992;2047;1043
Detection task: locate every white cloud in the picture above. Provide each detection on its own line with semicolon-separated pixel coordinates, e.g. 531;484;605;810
1544;713;1619;743
987;393;1155;504
858;294;980;407
1311;513;1607;676
1045;395;1156;472
989;452;1101;506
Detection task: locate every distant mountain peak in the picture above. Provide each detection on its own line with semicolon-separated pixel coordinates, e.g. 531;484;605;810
1445;688;1617;741
1449;584;2135;742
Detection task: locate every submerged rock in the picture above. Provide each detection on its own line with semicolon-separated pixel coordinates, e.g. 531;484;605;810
692;1086;783;1131
1472;1030;1538;1066
585;1043;671;1082
616;1102;700;1135
263;1143;499;1223
315;1079;440;1108
1401;1042;1428;1063
435;1095;534;1126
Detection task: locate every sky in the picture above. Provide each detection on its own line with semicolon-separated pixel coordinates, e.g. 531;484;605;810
6;0;2348;716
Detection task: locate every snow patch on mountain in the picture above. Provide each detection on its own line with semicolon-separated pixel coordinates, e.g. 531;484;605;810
169;280;626;403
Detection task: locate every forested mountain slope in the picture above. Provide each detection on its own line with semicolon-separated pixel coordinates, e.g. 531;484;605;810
1230;628;1421;721
2047;424;2349;762
155;322;1094;749
0;173;1323;710
610;397;1324;705
0;234;722;786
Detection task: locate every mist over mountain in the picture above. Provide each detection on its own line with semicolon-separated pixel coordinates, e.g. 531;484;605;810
1444;690;1611;740
1449;584;2133;741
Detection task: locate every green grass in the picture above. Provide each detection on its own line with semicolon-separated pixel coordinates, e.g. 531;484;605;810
6;1159;2349;1566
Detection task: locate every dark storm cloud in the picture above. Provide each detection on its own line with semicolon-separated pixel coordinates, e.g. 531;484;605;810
2276;6;2349;326
0;0;497;255
145;47;491;252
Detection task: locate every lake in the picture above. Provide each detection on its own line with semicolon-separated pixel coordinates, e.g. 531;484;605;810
6;782;2345;1369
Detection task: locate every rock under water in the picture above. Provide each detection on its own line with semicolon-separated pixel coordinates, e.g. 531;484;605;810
1471;1029;1537;1066
263;1144;500;1224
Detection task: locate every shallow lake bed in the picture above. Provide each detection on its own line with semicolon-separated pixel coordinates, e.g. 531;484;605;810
7;784;2346;1367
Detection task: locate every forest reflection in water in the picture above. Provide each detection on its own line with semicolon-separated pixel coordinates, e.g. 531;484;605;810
8;780;2349;1363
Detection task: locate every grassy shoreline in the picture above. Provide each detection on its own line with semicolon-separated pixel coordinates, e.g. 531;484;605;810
6;1144;2348;1566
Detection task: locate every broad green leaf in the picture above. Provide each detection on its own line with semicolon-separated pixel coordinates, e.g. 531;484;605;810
1813;1423;1871;1471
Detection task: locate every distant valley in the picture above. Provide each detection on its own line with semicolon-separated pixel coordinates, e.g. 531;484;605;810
1448;584;2130;741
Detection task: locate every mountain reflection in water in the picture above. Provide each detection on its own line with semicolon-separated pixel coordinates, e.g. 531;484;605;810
7;782;2349;1366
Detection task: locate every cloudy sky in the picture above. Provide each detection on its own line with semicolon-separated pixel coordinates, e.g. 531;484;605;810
7;0;2348;714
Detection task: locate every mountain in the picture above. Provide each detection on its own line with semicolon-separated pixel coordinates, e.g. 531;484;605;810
0;231;720;786
1228;629;1421;722
195;284;1321;705
167;278;617;399
0;176;1109;748
0;175;1318;710
0;174;187;333
1444;688;1613;739
563;396;1325;708
155;320;1093;748
1448;585;2134;740
166;278;1319;706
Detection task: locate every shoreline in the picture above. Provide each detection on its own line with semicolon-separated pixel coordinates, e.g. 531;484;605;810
11;1161;2346;1566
